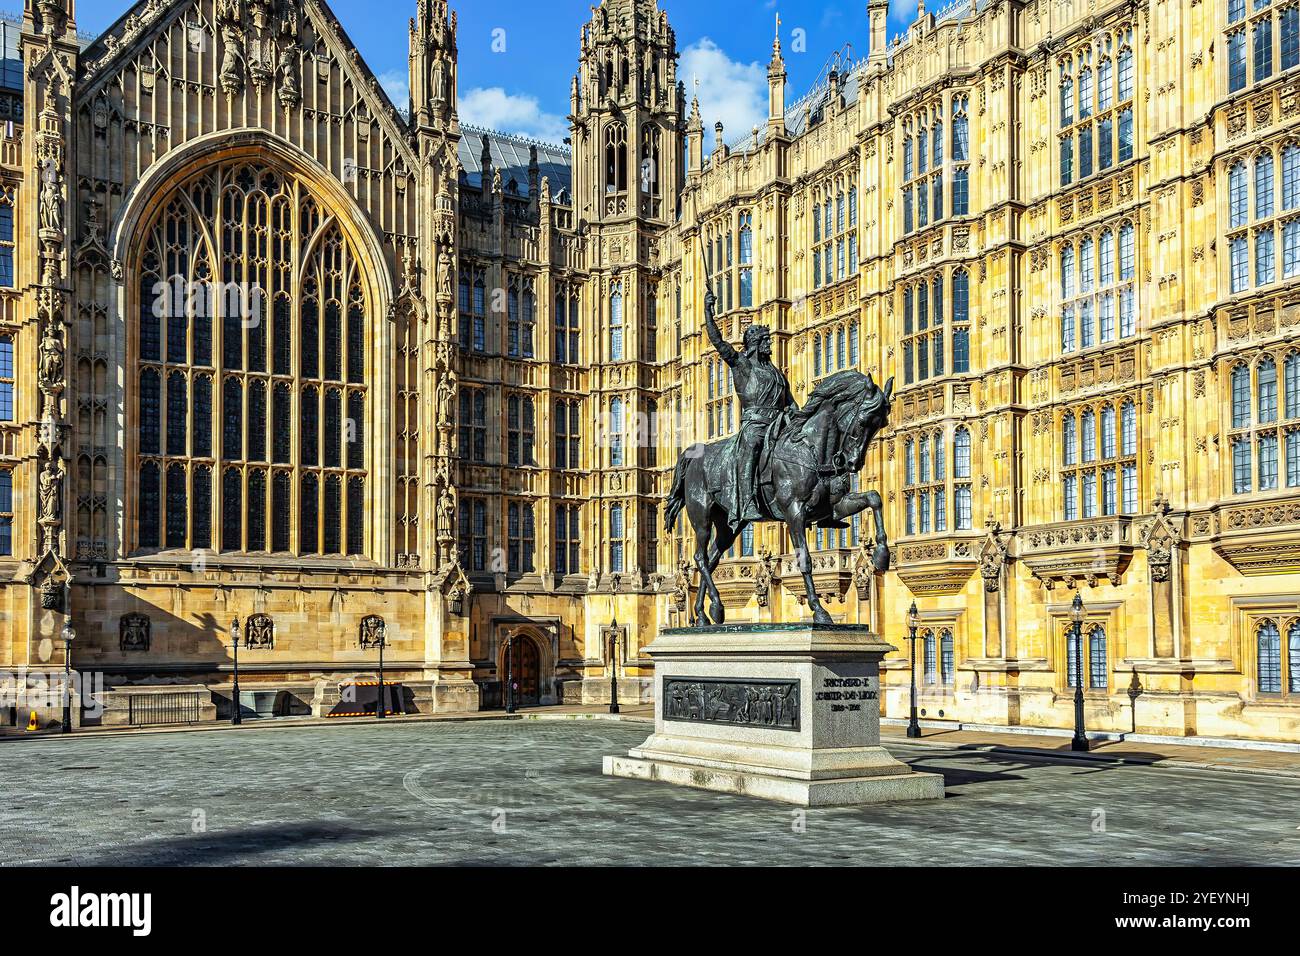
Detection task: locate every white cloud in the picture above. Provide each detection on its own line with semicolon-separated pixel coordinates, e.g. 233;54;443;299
459;87;571;145
680;38;768;153
890;0;923;27
378;70;410;111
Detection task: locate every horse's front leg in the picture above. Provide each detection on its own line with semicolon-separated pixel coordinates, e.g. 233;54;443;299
787;504;833;626
831;491;875;523
701;520;738;624
831;490;890;571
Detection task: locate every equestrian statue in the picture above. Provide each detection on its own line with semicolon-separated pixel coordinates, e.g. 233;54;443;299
665;280;894;627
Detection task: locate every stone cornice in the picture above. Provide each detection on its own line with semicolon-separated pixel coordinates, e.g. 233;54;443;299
1021;517;1137;588
893;537;980;597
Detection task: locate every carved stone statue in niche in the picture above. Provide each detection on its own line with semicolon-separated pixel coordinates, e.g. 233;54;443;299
399;248;418;293
38;323;64;389
277;44;300;106
437;248;454;300
39;460;64;524
277;0;301;38
217;0;247;95
439;494;454;538
431;56;446;105
39;172;63;235
84;197;104;244
436;373;456;427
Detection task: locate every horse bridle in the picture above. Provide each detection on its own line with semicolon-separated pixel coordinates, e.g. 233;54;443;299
818;394;886;479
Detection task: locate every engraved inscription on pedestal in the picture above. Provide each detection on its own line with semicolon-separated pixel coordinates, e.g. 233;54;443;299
663;677;800;730
815;676;878;714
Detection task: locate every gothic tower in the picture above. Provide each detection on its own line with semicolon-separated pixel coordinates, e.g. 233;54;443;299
570;0;683;597
571;0;683;229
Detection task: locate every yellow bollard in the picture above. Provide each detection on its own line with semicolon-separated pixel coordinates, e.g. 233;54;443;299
25;710;38;732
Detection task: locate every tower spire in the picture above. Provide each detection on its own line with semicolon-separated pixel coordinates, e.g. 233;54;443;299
410;0;458;129
767;12;787;136
868;0;890;66
686;95;703;175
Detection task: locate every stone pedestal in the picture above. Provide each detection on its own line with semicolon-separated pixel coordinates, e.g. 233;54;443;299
603;624;944;807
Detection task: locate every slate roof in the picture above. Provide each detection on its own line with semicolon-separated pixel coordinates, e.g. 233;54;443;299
457;124;573;200
727;0;981;154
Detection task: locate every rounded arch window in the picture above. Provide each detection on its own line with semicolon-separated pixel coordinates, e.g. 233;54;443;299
132;159;372;558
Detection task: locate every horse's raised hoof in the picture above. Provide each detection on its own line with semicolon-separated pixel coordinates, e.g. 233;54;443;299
872;541;891;573
709;603;725;626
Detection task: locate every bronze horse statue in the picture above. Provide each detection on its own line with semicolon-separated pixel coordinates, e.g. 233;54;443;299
665;369;894;627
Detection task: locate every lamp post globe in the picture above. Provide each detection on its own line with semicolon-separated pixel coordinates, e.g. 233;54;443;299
906;601;921;739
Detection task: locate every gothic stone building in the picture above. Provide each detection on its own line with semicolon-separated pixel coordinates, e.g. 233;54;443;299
2;0;1299;743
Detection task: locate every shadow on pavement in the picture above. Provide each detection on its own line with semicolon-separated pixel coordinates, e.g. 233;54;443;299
54;822;389;867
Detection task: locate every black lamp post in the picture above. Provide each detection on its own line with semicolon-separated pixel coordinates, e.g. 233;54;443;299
60;617;75;734
1070;592;1089;752
906;601;921;739
504;634;516;714
608;618;621;715
375;620;387;719
230;617;242;725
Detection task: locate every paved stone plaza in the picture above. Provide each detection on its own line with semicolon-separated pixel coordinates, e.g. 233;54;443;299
2;719;1298;866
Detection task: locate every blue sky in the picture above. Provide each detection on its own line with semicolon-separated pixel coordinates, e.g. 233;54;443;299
3;0;924;148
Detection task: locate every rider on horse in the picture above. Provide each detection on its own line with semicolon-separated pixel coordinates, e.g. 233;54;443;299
701;289;794;530
667;294;894;625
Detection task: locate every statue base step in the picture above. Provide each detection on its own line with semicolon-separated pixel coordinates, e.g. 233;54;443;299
602;623;944;807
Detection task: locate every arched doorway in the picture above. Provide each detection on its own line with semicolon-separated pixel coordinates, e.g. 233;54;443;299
505;634;542;706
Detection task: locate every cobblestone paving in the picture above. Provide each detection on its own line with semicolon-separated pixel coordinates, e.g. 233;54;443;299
3;720;1298;866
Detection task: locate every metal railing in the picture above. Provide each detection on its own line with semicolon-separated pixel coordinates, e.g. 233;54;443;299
127;692;202;727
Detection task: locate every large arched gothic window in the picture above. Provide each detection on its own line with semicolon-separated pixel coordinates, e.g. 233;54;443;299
133;161;370;558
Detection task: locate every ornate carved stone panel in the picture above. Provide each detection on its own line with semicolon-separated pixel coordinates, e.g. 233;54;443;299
119;613;151;652
663;677;800;730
